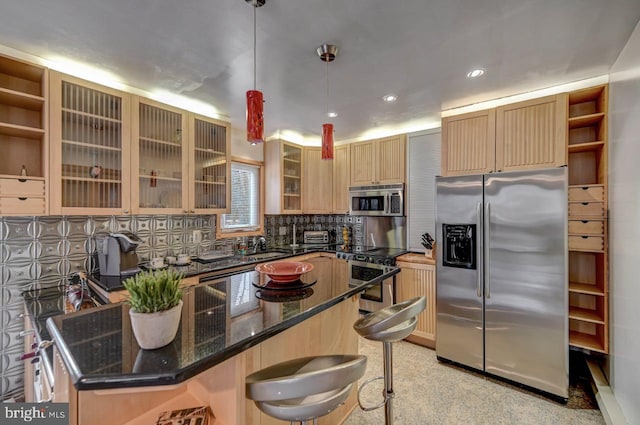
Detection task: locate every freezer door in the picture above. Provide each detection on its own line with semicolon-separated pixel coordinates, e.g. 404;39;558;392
484;168;568;398
435;174;484;371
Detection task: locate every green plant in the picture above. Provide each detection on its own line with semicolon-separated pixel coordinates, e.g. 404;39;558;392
123;269;184;314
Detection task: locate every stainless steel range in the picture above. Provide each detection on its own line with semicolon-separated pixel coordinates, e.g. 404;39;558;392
337;246;406;312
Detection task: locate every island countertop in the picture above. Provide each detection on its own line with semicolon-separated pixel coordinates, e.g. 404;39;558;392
45;255;399;391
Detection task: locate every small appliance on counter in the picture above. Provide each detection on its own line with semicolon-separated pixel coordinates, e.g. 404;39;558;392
96;231;142;276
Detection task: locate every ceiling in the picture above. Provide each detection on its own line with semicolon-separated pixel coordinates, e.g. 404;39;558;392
1;0;639;144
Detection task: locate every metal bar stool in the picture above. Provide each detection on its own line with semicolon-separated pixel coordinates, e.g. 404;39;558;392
246;354;367;425
353;296;427;425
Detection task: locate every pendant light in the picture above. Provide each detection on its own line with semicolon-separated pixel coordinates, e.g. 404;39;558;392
317;44;338;160
246;0;266;145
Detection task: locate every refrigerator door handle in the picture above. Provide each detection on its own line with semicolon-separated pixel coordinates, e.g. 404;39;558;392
484;202;491;299
476;202;483;298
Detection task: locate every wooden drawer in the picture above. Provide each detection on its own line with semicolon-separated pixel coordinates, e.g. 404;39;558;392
568;185;604;202
0;196;46;214
0;178;45;196
569;202;605;218
569;235;604;252
568;220;604;235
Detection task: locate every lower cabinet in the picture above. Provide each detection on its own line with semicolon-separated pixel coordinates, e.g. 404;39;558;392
396;255;436;348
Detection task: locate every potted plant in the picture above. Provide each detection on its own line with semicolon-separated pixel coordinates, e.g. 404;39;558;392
123;269;184;350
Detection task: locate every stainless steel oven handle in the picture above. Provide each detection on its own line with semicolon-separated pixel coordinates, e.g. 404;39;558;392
386;193;390;213
476;202;483;298
484;202;491;299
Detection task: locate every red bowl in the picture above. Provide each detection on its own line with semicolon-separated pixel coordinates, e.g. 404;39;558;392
255;261;314;283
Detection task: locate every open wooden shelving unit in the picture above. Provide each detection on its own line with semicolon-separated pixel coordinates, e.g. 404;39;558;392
0;54;48;215
566;84;609;353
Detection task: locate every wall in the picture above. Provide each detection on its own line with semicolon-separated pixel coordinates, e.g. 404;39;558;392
609;20;640;425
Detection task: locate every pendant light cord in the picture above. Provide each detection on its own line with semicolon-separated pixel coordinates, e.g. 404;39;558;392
253;5;257;91
326;59;329;117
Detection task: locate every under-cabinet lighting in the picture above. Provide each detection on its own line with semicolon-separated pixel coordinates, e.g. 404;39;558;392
328;111;338;118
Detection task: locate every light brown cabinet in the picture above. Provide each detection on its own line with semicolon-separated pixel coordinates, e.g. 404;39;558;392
302;147;333;214
188;113;230;213
441;109;496;176
0;54;48;215
332;144;350;213
131;96;189;214
49;71;131;215
566;85;608;354
396;255;436;348
350;135;405;185
265;139;303;214
50;74;230;216
496;94;567;171
441;95;567;176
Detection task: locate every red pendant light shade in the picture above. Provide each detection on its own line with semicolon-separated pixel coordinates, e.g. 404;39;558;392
247;89;264;144
322;123;334;160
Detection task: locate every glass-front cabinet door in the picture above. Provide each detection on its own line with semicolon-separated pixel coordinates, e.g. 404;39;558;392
49;72;131;215
282;142;302;212
132;97;188;214
189;114;230;213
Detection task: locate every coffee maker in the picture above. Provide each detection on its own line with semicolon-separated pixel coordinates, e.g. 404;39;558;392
96;232;142;276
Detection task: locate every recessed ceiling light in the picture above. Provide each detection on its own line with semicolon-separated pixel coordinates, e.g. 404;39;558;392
382;94;397;102
467;68;485;78
328;111;338;118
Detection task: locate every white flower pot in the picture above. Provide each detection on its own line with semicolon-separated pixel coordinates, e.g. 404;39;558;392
129;300;183;350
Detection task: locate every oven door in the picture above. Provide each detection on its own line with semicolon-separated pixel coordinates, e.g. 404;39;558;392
349;260;395;312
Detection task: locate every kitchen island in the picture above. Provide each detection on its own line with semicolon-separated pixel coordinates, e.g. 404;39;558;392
39;254;399;425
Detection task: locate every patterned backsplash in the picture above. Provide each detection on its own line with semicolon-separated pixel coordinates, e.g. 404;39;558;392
0;213;363;400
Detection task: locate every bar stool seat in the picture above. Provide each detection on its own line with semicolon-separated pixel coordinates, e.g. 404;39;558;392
353;296;426;425
246;354;367;424
354;296;427;342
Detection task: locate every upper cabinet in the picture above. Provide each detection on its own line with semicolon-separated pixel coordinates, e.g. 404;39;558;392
0;55;48;215
441;94;567;176
189;113;230;213
332;144;350;214
350;135;406;186
302;147;333;214
495;94;567;172
49;71;131;215
132;96;189;214
49;72;230;216
265;140;303;214
441;109;496;176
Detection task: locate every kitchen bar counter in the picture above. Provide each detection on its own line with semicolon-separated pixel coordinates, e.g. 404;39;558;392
45;256;399;391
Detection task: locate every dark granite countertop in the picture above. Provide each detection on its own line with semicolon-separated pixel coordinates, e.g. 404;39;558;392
44;256;400;390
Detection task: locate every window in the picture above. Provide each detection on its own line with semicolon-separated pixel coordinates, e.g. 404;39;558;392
218;160;263;235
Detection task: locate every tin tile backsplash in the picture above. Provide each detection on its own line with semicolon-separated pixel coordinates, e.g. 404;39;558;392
0;213;360;400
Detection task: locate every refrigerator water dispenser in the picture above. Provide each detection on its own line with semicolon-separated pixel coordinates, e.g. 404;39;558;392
442;224;476;269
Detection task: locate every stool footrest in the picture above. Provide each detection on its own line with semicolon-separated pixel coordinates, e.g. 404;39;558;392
357;375;393;412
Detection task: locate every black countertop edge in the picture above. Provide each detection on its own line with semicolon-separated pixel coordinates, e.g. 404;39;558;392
47;268;400;391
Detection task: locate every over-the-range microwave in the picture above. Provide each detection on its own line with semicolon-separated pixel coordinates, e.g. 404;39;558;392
348;184;404;216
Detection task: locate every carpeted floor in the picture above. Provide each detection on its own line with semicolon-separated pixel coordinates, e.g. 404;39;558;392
344;338;604;425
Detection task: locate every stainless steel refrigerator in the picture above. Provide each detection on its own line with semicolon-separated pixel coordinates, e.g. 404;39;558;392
435;167;568;399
